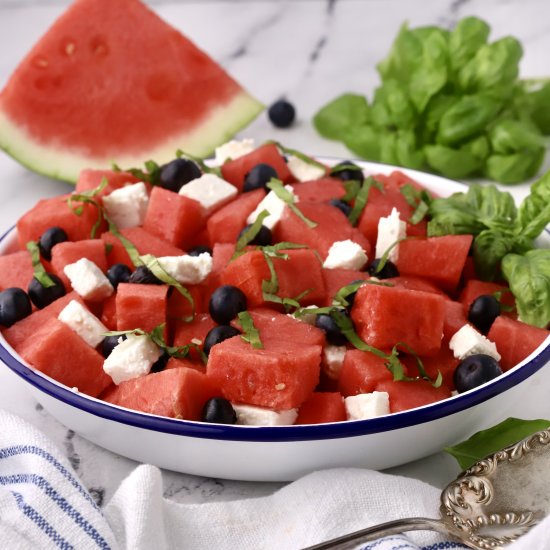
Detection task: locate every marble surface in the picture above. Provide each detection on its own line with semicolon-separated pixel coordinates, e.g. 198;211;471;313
0;0;550;511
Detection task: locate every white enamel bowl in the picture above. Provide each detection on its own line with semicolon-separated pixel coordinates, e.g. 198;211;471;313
1;160;549;482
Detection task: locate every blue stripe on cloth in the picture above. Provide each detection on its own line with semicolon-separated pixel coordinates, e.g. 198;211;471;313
11;490;75;550
0;473;112;550
358;535;470;550
359;535;418;549
422;543;470;549
0;445;99;511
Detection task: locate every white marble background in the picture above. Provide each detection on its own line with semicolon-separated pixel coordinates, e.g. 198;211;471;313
0;0;550;509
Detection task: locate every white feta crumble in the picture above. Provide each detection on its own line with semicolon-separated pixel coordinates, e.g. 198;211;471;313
286;155;326;182
214;138;255;165
232;403;298;426
103;334;162;385
345;392;390;420
323;240;368;270
375;207;406;262
153;253;213;285
449;324;501;362
64;258;114;301
178;173;238;212
58;300;108;348
102;181;149;229
247;184;298;230
322;345;347;380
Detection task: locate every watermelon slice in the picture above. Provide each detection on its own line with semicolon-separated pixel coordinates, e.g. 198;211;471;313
0;0;263;182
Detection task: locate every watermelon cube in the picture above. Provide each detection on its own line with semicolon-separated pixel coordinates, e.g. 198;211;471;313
116;283;169;334
295;392;346;424
376;379;451;413
291;178;346;203
0;250;35;291
321;269;370;307
76;169;141;196
460;279;516;314
17;317;111;397
351;284;445;356
442;300;469;343
172;313;216;359
338;349;395;397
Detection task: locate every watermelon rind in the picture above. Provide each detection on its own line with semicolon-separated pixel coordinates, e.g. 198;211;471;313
0;91;263;184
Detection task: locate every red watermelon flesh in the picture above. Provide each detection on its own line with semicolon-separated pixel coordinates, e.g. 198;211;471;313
388;276;450;298
487;316;549;372
376;379;451;413
442;300;469;343
165;357;205;372
338;349;394;397
0;0;263;182
76;169;141;196
291;178;346;203
17;317;111;398
403;347;459;390
100;293;117;330
296;392;346;424
172;313;216;360
0;251;35;292
321;269;370;307
460;279;516;315
116;283;168;334
103;367;220;420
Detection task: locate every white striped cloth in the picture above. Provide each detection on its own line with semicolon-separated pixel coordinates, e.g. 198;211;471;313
0;410;548;550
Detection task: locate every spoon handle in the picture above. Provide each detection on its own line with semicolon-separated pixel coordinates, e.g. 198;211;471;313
303;517;458;550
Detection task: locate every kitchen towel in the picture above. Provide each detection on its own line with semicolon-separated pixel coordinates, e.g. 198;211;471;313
0;409;548;550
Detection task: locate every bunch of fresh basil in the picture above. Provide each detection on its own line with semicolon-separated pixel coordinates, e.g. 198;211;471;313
313;17;550;184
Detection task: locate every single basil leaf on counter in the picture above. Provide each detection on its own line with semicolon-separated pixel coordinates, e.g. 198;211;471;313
485;148;545;185
489;119;544;155
232;210;270;260
266;178;318;229
424;144;482;180
448;17;490;75
445;418;550;470
343;125;381;162
313;93;370;141
515;170;550;240
473;228;516;281
26;241;57;288
501;250;550;328
237;311;263;349
348;177;384;226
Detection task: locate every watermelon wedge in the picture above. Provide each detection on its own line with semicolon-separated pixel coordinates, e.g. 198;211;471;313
0;0;263;182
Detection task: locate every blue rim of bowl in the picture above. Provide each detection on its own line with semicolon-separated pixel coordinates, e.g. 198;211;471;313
1;163;549;443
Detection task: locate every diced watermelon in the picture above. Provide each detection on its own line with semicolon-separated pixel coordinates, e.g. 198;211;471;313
206;188;265;244
101;226;184;268
166;285;208;322
165;357;205;372
116;283;168;334
403;346;459;390
397;235;473;292
376;379;451;413
76;169;141;196
388;276;449;298
51;239;108;290
291;178;345;203
103;367;220;420
442;301;468;342
220;143;292;191
338;349;394;396
321;269;370;307
273;202;372;260
0;250;34;291
100;294;117;330
2;291;85;350
460;279;516;315
172;313;216;359
207;336;321;409
487;316;549;371
143;187;204;250
295;392;346;424
17;317;111;397
351;284;445;356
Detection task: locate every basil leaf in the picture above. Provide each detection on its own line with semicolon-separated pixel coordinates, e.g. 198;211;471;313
400;183;432;225
515;170;550;240
473;229;516;281
501;250;550;328
485;148;545;185
26;241;56;288
521;78;550;134
266;178;317;228
394;129;425;170
106;217;143;267
348;177;383;226
445;418;550;470
115;160;161;185
425;144;483;179
175;149;220;176
489;119;544;154
448;17;490;74
67;177;107;238
313;94;370;140
370;80;417;129
343;125;381;161
232;209;270;260
238;311;263;349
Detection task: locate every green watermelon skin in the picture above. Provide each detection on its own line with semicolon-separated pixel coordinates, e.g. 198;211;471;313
0;0;263;182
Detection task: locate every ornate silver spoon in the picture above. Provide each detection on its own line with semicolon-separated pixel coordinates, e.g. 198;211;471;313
305;429;550;550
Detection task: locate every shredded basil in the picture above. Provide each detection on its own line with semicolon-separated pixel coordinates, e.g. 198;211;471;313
348;177;383;226
400;183;432;225
374;237;408;273
113;160;161;185
232;209;270;260
341;180;362;203
332;279;393;308
176;149;221;176
106;217;142;267
67;177;108;238
237;311;263;349
266;141;327;172
26;241;56;288
266;178;318;228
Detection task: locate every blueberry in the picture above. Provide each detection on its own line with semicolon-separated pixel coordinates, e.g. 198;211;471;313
368;259;399;279
315;310;349;346
329;199;352;217
209;285;247;325
101;334;127;358
468;295;500;334
150;351;170;373
454;354;503;393
128;266;163;285
330;161;365;183
106;263;132;289
38;226;68;261
28;274;66;309
243;163;278;193
203;325;240;356
268;99;296;128
0;288;32;327
201;397;237;424
158;158;201;192
342;279;365;310
188;245;213;257
237;224;272;246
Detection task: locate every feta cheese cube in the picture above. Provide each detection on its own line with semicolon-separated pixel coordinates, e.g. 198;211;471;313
345;392;390;420
58;300;108;348
102;182;149;229
154;253;213;285
247;185;298;229
214;138;255;165
178;173;238;212
375;207;406;262
287;155;326;182
103;334;162;385
232;403;298;426
322;345;347;380
64;258;114;301
323;240;368;270
449;324;501;361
